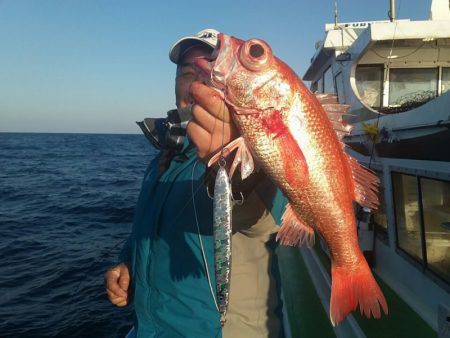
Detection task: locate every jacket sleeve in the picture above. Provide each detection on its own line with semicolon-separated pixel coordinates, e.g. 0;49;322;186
116;150;163;265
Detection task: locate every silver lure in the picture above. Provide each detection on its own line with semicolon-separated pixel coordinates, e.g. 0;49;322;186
213;165;233;325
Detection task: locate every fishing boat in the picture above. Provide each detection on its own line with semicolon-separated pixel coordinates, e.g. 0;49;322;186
279;0;450;337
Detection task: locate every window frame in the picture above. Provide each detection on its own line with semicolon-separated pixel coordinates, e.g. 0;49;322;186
387;67;439;107
355;64;384;109
334;71;344;103
441;66;450;96
370;170;389;243
391;171;450;285
391;172;424;264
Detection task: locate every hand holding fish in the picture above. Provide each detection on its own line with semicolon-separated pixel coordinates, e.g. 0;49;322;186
187;81;238;161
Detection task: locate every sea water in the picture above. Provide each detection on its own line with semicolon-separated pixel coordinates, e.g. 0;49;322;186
0;133;155;337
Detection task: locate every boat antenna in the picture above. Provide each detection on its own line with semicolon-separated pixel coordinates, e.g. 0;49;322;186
389;0;396;22
334;0;339;28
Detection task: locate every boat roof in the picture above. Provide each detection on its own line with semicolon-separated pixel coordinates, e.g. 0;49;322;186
304;18;450;80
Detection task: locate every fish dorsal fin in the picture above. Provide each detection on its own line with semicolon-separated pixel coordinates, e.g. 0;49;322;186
345;153;380;210
314;94;379;209
315;93;353;140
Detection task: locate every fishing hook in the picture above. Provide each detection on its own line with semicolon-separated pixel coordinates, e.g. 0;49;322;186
232;191;245;205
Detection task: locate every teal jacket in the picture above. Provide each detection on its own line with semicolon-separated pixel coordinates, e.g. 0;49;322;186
120;143;287;338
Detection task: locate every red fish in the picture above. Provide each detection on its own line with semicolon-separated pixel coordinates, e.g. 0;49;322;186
196;34;388;326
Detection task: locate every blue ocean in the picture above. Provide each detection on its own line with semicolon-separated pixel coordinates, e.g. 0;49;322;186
0;133;155;337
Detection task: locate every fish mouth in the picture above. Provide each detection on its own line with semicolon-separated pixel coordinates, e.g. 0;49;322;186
194;34;246;110
211;70;226;89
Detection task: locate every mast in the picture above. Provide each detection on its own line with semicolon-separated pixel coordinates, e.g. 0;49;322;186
334;0;339;28
389;0;396;22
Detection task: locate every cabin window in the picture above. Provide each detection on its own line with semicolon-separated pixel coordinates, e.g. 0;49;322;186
393;172;450;283
372;171;388;240
441;67;450;95
355;65;383;108
389;68;438;107
392;173;423;261
334;72;345;103
420;177;450;283
323;66;335;94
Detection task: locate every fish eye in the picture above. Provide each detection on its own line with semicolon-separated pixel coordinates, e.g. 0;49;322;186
249;43;264;58
239;38;272;71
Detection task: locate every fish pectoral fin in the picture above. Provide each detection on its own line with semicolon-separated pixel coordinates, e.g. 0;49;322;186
208;137;255;180
346;153;380;210
276;203;315;247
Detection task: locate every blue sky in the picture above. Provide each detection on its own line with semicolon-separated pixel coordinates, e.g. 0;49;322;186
0;0;430;133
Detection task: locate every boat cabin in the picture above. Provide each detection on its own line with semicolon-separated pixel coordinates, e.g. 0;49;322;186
301;2;450;336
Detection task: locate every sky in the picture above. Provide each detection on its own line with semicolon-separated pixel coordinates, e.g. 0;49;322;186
0;0;431;134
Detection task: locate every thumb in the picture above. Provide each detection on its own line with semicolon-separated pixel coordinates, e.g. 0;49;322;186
118;266;130;291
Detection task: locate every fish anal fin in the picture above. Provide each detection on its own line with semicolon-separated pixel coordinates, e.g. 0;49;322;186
276;203;315;247
330;259;388;326
345;153;379;210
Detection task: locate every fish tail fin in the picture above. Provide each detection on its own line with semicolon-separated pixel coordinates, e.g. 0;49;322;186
330;259;388;326
276;203;315;247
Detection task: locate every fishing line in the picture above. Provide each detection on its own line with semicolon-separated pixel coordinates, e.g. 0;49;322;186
219;98;227;168
368;0;401;170
191;159;219;311
370;42;425;61
365;0;401;259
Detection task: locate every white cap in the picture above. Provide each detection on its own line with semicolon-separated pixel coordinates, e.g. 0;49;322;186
169;28;219;64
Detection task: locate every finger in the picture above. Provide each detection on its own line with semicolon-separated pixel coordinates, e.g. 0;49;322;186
191;104;216;133
109;293;128;307
115;300;128;307
190;82;231;122
186;122;213;159
118;270;130;291
104;268;119;288
106;273;127;298
107;289;127;303
192;104;236;137
114;299;128;307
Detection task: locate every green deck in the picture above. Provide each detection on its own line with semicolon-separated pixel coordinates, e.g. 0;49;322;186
311;243;437;338
277;245;336;338
277;243;436;338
